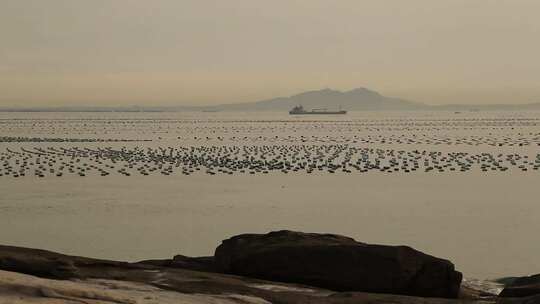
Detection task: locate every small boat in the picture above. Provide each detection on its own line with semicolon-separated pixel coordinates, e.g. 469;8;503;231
289;105;346;115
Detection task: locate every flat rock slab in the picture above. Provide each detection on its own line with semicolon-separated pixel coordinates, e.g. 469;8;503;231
0;269;496;304
0;270;272;304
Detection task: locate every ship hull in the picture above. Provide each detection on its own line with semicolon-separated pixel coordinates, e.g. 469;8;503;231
289;111;347;115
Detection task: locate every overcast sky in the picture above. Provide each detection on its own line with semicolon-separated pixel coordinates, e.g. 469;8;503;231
1;0;539;106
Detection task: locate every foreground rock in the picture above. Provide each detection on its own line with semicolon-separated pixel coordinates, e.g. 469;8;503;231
0;269;271;304
0;268;497;304
0;244;147;280
0;243;501;303
215;230;463;298
499;274;540;298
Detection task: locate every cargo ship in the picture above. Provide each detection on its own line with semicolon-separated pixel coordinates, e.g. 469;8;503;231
289;105;346;115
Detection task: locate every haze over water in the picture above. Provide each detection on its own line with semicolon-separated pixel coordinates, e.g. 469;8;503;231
0;110;539;279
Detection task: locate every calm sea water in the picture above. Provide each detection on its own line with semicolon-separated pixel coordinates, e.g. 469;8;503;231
1;111;539;279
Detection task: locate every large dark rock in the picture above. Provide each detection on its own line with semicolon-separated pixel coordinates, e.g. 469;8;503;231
499;274;540;298
215;230;463;298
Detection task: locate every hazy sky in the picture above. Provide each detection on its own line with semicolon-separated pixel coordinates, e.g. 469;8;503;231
1;0;540;106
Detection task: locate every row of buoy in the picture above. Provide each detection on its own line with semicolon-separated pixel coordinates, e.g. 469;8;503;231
2;117;538;137
0;136;151;143
2;134;540;147
1;145;538;178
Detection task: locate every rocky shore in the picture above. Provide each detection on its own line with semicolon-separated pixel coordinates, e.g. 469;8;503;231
0;231;538;303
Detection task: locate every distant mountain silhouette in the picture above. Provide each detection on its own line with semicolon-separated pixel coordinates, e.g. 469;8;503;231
199;88;426;111
1;88;539;112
